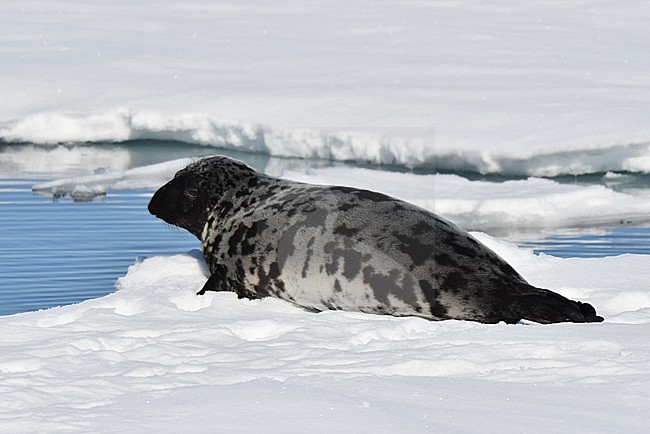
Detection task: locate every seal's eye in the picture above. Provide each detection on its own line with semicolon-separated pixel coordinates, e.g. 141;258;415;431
179;187;198;213
184;187;198;201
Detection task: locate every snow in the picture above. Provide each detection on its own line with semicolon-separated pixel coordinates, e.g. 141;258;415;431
1;0;649;175
1;240;649;433
9;157;650;432
2;0;650;431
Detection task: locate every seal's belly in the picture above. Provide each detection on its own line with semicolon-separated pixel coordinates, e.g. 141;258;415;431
261;224;432;317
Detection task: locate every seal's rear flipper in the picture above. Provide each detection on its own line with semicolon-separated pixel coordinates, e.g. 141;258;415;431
499;288;604;324
576;300;603;323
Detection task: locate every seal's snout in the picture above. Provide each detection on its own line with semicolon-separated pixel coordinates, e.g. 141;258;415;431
147;201;158;218
147;195;156;216
148;182;175;222
148;186;164;217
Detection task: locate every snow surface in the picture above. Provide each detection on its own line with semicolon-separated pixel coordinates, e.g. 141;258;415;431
13;158;650;432
3;0;650;431
1;0;649;175
1;238;649;433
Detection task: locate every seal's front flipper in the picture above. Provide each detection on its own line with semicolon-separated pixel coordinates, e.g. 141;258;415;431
197;265;229;295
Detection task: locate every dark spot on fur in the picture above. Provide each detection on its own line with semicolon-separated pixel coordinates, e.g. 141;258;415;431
419;279;441;318
269;262;280;279
443;272;467;293
498;261;518;277
452;243;478;258
431;302;448;319
324;241;341;275
303;207;328;228
394;233;431;266
302;237;316;278
354;189;393;203
434;253;457;268
398;273;418;305
337;202;356;212
334;225;361;237
362;266;402;306
324;240;369;281
411;221;434;235
228;223;248;256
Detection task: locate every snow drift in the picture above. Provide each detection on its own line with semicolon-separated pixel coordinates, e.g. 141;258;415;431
1;237;649;432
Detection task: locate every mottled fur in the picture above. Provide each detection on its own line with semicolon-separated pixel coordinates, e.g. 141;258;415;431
149;156;603;324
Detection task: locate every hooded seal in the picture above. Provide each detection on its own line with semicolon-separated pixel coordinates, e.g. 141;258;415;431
148;156;603;324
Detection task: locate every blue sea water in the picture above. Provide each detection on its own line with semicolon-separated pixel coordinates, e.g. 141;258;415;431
0;180;201;315
1;141;650;316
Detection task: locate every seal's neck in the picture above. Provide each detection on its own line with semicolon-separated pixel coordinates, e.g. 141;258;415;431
200;173;281;242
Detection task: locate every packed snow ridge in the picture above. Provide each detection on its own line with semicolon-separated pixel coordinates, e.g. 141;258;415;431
3;110;650;176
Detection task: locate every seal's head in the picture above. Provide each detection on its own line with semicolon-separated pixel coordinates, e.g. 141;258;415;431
148;156;257;238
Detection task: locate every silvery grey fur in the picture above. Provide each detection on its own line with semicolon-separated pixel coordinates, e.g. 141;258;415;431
149;156;603;324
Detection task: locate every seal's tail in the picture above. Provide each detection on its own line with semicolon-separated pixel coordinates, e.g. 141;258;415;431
498;286;604;324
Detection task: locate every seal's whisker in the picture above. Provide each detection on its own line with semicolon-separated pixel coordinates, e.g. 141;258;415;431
165;222;190;240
